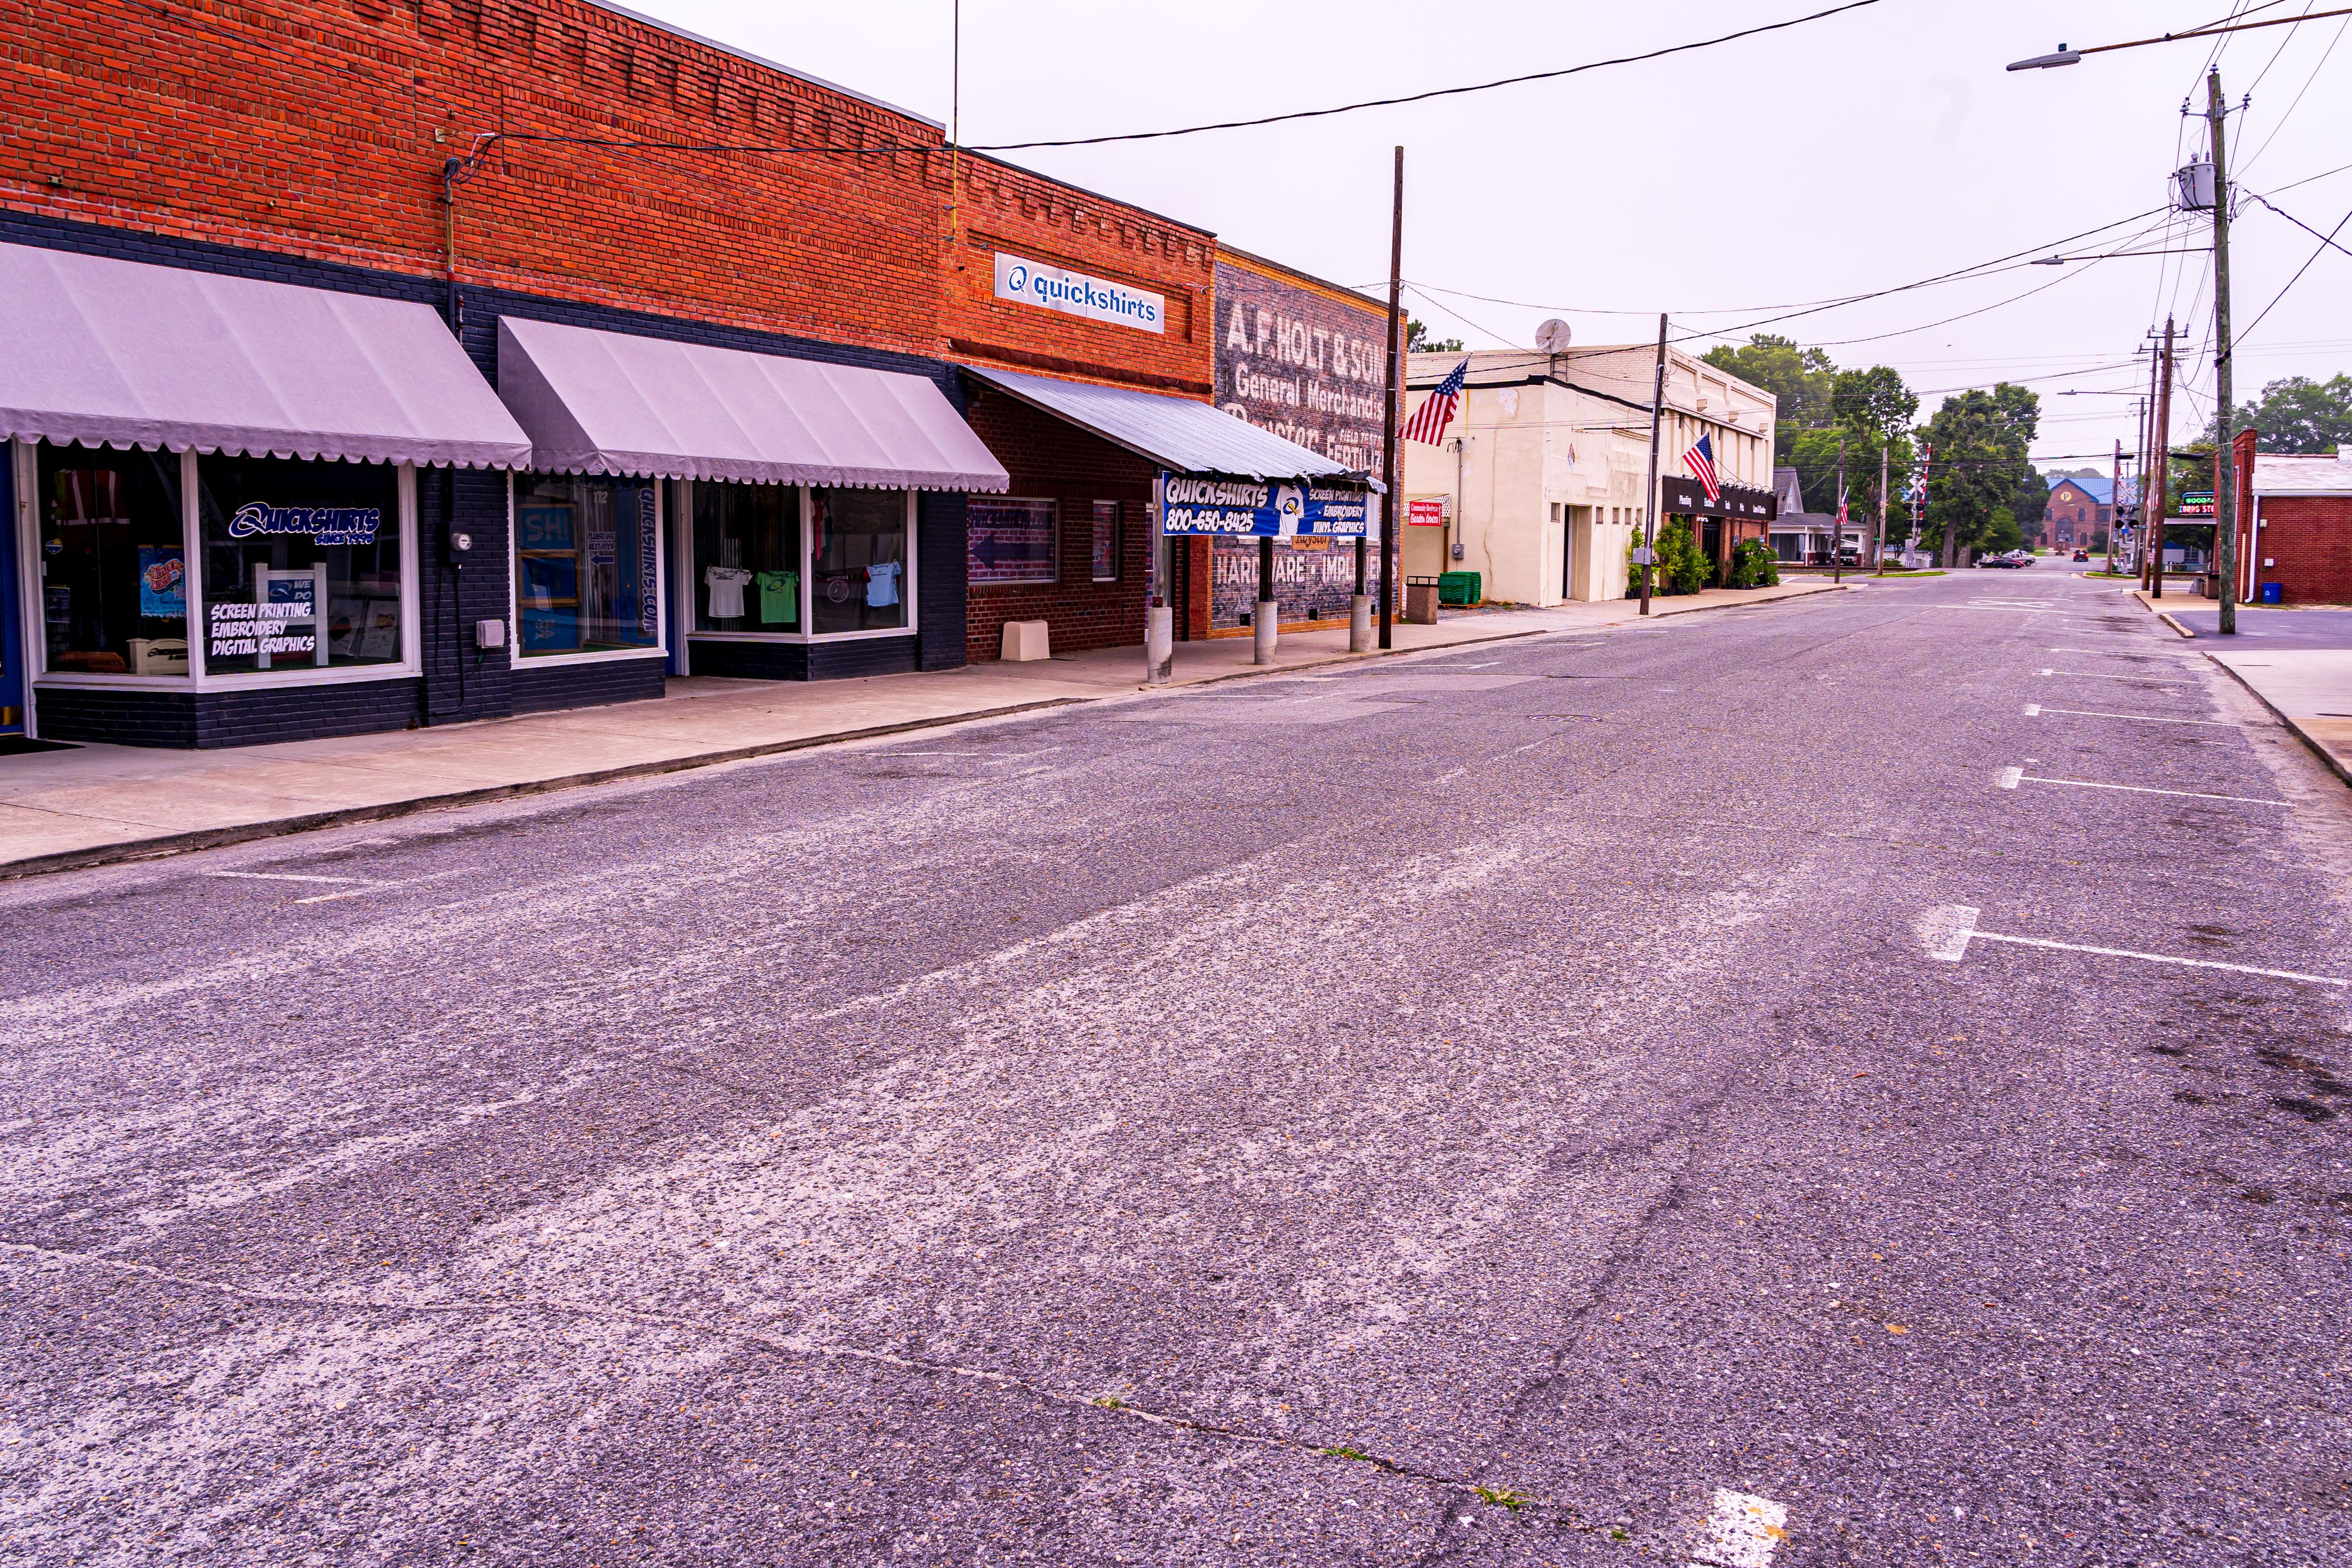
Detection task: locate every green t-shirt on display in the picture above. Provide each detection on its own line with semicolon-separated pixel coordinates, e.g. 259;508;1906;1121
754;570;799;625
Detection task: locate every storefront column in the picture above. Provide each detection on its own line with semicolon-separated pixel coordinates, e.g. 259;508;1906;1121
1254;535;1277;664
1349;534;1371;651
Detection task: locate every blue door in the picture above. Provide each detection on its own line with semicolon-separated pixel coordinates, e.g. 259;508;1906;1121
0;449;24;735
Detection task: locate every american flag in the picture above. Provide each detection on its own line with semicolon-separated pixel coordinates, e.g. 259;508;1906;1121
1683;432;1720;504
1401;359;1468;446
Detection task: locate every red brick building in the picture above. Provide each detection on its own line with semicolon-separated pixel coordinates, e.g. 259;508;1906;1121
1;0;1361;743
2245;437;2352;606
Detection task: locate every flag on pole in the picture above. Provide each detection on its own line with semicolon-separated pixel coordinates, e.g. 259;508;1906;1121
1402;359;1468;446
1836;476;1849;528
1683;432;1721;503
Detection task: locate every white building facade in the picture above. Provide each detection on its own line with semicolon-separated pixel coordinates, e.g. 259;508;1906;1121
1400;346;1776;604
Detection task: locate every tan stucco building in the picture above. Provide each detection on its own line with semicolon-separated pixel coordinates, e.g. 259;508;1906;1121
1401;346;1776;603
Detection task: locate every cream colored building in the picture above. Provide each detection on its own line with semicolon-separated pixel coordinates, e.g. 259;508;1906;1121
1401;346;1776;603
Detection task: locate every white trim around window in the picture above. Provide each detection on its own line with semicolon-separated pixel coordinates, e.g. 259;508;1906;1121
19;441;426;696
505;470;671;667
678;482;919;646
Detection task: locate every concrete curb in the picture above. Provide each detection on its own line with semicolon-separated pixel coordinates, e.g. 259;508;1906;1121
2205;655;2352;791
0;582;1846;882
2130;587;2198;638
0;698;1087;883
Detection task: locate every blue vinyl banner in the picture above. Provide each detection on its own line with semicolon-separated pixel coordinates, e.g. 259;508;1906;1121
1158;477;1371;538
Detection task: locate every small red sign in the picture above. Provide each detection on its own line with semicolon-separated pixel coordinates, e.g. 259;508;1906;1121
1407;497;1448;527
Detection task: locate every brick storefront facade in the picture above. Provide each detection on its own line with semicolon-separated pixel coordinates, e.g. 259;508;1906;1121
960;391;1156;660
2253;494;2352;604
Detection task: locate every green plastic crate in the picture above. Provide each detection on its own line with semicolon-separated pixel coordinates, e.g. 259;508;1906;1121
1438;571;1481;606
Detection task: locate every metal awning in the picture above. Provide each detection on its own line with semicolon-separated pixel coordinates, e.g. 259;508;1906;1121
0;241;531;469
961;363;1376;488
497;317;1009;492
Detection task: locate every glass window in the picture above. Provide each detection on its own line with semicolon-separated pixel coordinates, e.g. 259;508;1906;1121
36;442;189;676
692;480;798;631
1091;501;1121;582
810;489;909;634
516;475;660;656
196;454;403;676
968;497;1057;586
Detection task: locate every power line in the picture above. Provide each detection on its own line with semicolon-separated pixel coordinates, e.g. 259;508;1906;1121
2239;13;2352;173
450;1;1884;170
2235;201;2352;344
976;0;1886;149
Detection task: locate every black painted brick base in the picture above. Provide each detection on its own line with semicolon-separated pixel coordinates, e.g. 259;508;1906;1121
512;656;668;715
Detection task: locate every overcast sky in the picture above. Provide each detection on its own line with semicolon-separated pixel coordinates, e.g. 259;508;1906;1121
629;0;2352;468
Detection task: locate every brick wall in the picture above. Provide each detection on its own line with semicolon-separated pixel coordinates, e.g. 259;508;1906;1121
963;387;1154;659
5;0;947;355
2256;496;2352;604
943;155;1215;396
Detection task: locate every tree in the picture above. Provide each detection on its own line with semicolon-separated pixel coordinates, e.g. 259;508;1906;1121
1703;335;1835;461
1920;384;2040;566
2207;374;2352;454
1405;317;1464;354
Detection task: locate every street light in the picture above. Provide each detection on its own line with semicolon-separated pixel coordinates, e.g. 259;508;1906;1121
2007;8;2352;71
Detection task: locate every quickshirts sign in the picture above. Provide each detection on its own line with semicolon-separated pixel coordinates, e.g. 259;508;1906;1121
993;252;1164;334
227;502;383;546
1158;476;1371;538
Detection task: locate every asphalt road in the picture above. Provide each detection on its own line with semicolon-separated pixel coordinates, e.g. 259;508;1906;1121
5;570;2348;1567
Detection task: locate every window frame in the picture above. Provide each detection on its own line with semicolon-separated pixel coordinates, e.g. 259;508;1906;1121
17;439;422;693
677;481;920;647
503;472;670;667
967;494;1062;590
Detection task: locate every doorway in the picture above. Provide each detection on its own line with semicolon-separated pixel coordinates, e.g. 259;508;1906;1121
1;445;23;736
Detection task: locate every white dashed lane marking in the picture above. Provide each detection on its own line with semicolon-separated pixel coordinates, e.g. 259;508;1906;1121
2023;704;2233;726
1994;768;2287;805
1916;904;2346;985
1688;1488;1790;1567
204;871;369;885
2037;667;2180;687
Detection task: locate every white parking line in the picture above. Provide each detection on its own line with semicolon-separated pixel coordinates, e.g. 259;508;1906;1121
1994;768;2286;805
1916;904;2345;985
205;871;368;885
2037;668;2179;686
2024;704;2232;726
1688;1489;1790;1568
2046;646;2199;658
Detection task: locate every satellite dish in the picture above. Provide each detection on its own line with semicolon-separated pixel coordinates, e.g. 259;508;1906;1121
1534;317;1573;353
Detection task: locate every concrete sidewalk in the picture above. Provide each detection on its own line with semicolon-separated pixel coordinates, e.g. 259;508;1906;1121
2204;648;2352;787
0;579;1846;877
2123;591;2352;785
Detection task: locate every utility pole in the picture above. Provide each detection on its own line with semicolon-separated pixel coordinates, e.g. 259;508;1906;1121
2117;439;2136;566
2139;339;2161;586
1639;312;1667;615
2206;68;2240;634
1833;433;1846;584
1379;146;1402;651
2151;317;2175;596
1876;435;1890;575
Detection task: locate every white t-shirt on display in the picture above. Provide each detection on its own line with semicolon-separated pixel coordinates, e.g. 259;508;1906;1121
705;566;753;620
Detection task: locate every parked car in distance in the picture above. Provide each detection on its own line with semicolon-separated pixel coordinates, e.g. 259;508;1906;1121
1976;550;2028;569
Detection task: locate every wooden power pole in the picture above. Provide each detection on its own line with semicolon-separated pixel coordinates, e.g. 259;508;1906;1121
1379;147;1402;651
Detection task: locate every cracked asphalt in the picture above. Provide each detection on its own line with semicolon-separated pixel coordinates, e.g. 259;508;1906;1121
4;569;2349;1566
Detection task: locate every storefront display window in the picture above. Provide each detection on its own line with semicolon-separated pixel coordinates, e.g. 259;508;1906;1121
197;454;403;675
36;442;189;676
810;489;910;634
967;497;1057;586
516;475;660;656
1091;500;1121;581
693;481;799;631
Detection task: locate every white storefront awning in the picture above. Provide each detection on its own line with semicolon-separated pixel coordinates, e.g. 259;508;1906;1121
496;316;1010;492
0;241;531;469
960;363;1376;488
